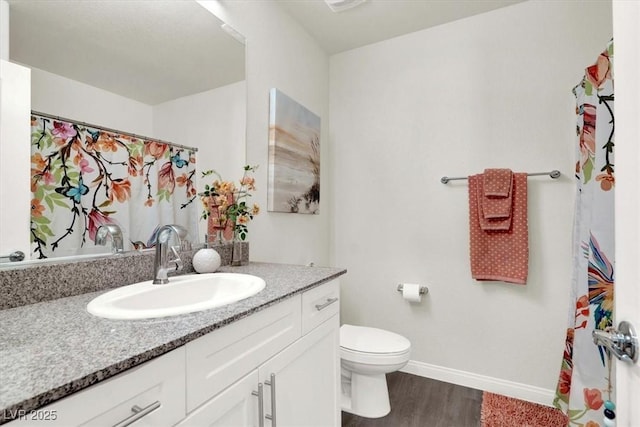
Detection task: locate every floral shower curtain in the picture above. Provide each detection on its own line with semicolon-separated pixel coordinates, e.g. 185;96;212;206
554;41;615;426
30;114;198;258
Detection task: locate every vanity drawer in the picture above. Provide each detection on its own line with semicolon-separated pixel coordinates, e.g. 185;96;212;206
301;279;340;335
9;347;186;426
185;295;301;413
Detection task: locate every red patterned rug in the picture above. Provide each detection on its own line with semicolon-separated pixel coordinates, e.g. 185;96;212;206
481;392;568;427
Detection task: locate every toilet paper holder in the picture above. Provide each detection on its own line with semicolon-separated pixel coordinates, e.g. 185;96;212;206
397;284;428;295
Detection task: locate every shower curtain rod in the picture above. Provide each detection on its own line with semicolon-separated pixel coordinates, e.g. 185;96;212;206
440;170;561;184
31;110;198;152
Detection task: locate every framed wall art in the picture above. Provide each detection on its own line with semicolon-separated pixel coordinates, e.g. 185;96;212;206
268;88;320;214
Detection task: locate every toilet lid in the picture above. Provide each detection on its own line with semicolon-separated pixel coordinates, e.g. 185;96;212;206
340;324;411;354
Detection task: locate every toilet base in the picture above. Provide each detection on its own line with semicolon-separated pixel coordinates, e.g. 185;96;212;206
341;371;391;418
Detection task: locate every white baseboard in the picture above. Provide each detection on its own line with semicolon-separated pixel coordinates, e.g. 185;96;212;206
400;360;556;407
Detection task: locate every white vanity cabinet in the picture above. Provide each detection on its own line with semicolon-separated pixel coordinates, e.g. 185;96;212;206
180;279;340;427
7;279;340;427
10;347;187;426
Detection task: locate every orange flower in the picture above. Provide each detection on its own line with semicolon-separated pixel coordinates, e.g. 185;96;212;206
144;197;155;207
158;162;175;193
214;180;236;194
576;295;589;316
251;204;260;215
237;214;249;225
583;388;603;410
187;184;197;198
31;198;45;217
176;173;189;187
240;176;256;190
128;155;142;177
586;422;600;427
596;173;614;191
145;141;168;159
586;52;611;89
213;194;230;208
31;153;47;172
95;133;119;152
110;179;131;203
580;104;596;163
557;368;572;395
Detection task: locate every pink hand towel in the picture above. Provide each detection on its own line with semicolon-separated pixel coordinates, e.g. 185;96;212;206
481;169;513;220
483;168;513;197
468;173;528;284
477;181;512;230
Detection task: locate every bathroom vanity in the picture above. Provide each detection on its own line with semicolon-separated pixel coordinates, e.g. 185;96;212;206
0;262;345;426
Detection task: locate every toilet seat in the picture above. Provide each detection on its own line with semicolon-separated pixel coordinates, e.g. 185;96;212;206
340;346;410;366
340;324;411;354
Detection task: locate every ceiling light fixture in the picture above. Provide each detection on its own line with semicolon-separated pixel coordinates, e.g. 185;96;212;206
323;0;367;13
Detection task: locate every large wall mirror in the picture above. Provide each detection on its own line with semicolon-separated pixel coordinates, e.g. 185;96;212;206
1;0;246;266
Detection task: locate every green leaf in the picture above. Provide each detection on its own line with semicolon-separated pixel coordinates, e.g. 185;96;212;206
567;409;583;418
40;224;55;237
584;80;593;96
98;199;113;208
44;195;54;211
52;198;69;208
34;186;44;200
583;157;594;183
32;215;51;224
49;192;65;200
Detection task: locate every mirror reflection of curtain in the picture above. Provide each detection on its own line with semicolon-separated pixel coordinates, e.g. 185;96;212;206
30;114;198;258
554;40;615;426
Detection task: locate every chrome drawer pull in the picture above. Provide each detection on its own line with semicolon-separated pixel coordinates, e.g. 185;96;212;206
252;383;265;427
112;400;161;427
265;373;276;427
315;297;338;311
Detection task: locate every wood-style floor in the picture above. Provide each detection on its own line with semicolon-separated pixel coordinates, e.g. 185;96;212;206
341;372;483;427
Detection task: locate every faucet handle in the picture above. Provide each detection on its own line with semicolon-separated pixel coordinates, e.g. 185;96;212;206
169;246;184;272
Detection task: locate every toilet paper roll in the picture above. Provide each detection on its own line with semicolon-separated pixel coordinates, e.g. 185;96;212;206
402;283;422;303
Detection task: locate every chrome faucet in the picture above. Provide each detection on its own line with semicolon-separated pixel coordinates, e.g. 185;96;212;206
95;224;124;253
153;224;188;285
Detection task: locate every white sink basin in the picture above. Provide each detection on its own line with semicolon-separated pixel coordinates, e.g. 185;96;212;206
87;273;266;320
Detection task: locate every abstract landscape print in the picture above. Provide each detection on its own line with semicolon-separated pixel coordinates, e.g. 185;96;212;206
268;89;320;214
30;114;198;259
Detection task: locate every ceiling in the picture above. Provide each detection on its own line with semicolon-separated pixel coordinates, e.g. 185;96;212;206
277;0;527;55
7;0;526;105
8;0;245;105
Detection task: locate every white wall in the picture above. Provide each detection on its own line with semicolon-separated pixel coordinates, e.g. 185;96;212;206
31;67;153;135
153;80;246;240
198;1;331;266
330;0;612;403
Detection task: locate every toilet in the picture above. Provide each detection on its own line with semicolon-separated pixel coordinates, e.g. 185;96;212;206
340;324;411;418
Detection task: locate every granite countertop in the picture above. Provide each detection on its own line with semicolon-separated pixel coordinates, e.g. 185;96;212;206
0;262;346;424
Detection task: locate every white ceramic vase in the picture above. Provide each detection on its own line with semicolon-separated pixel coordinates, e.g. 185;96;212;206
192;248;221;273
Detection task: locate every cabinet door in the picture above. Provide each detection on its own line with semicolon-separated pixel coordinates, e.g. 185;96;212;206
9;348;186;426
186;295;301;412
259;316;339;427
178;370;259;427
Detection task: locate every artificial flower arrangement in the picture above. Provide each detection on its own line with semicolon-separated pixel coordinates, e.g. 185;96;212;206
199;165;260;242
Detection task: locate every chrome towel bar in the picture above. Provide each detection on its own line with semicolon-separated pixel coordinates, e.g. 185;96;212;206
0;251;25;262
440;169;561;184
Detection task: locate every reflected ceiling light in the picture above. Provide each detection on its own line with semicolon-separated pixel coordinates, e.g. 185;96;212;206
323;0;367;13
